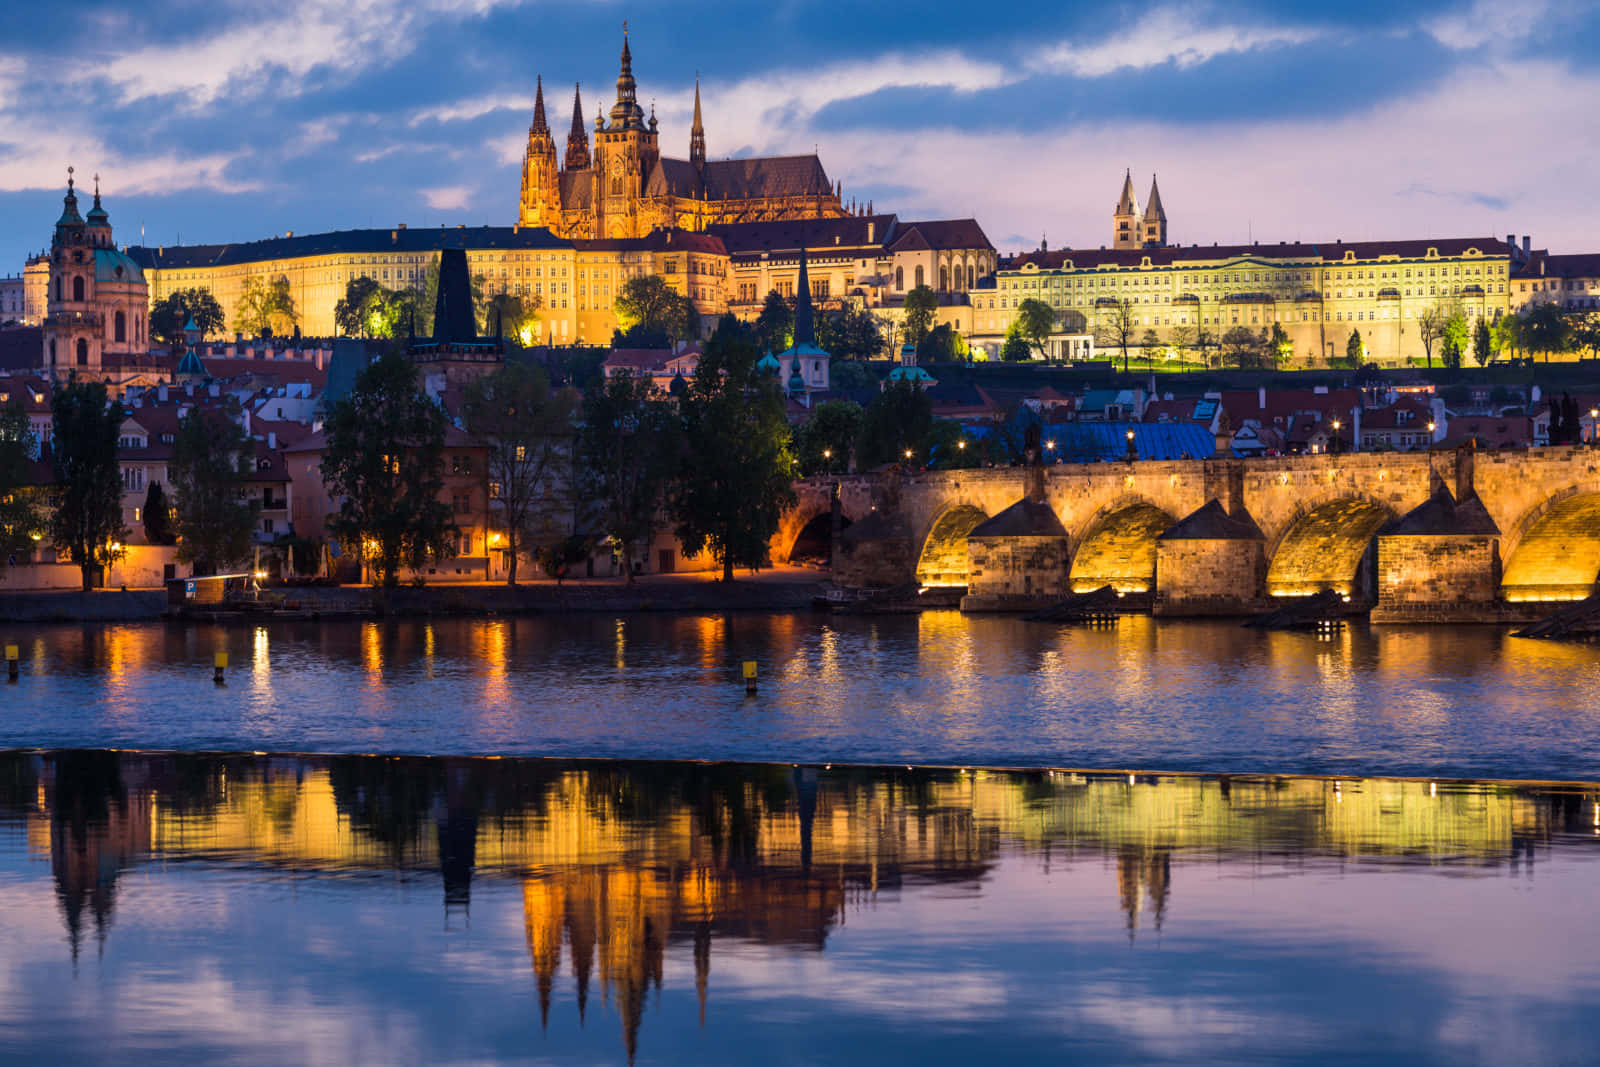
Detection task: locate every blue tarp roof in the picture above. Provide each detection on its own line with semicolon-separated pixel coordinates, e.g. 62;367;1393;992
964;418;1214;462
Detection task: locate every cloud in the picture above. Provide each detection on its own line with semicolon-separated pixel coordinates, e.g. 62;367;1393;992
1031;7;1319;77
421;185;474;211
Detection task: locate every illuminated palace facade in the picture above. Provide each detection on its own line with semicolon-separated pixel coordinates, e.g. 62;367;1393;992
518;33;847;239
973;174;1517;366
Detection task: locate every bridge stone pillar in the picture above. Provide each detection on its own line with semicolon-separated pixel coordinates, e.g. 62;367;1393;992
1371;484;1504;623
1153;500;1268;616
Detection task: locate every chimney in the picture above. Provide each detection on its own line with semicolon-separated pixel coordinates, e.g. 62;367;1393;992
398;223;407;230
268;431;277;450
1258;386;1267;410
1523;236;1531;253
1507;234;1516;250
867;221;874;242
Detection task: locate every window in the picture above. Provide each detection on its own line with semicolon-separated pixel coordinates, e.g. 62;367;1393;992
76;338;88;366
452;493;471;515
114;310;126;343
72;276;84;301
895;266;904;291
915;266;924;288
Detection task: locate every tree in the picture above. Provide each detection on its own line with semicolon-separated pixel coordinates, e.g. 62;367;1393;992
321;351;456;587
902;285;939;350
1140;328;1163;370
1523;302;1571;362
149;288;225;346
1169;324;1195;365
753;290;794;356
334;277;384;337
1343;328;1365;369
234;276;298;337
1000;328;1032;362
1473;317;1495;367
1096;299;1136;372
169;407;259;576
672;324;797;582
462;361;579;585
1015;298;1056;360
1417;303;1447;368
857;378;934;468
483;292;541;343
815;303;884;361
794;400;864;476
1267;321;1293;368
1570;313;1600;361
576;370;681;583
1442;309;1469;371
141;480;173;546
0;399;41;570
1222;325;1261;369
613;275;694;347
924;419;979;469
49;378;127;590
830;359;878;390
918;322;967;362
1193;326;1219;368
1493;312;1523;362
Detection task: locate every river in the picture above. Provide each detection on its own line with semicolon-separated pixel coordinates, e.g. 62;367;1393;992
2;612;1599;781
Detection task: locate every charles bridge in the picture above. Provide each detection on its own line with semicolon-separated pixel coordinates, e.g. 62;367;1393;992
775;447;1600;621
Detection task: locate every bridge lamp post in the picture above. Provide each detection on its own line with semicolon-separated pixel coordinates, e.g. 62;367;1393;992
1045;440;1056;463
1125;428;1137;461
822;448;832;472
1331;418;1343;455
1590;408;1598;446
1427;420;1436;448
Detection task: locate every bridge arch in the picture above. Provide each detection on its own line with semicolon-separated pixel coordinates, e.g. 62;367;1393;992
1265;495;1396;600
916;504;991;587
1501;487;1600;602
1068;497;1177;594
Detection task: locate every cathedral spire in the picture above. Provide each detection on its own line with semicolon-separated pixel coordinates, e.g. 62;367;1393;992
689;77;706;168
1145;174;1166;221
1116;168;1139;216
610;25;644;129
565;82;590;170
530;75;549;136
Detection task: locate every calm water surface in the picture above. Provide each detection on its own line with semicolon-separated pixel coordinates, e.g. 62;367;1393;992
0;751;1595;1065
2;613;1600;780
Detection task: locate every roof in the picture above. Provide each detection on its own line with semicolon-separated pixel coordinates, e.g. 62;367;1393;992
1217;388;1360;431
889;219;993;253
1025;420;1215;462
969;498;1067;539
1385;486;1500;536
708;215;898;255
1159;499;1265;540
558;169;594;211
603;348;673;372
572;229;725;255
1541;253;1600;279
1004;236;1512;273
93;247;145;285
703;154;833;199
125;225;573;270
1360;397;1433;431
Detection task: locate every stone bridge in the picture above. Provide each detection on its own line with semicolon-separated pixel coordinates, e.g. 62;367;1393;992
773;448;1600;620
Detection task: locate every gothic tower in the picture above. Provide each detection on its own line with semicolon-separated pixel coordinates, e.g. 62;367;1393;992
518;77;560;229
1113;169;1142;250
1143;174;1167;247
564;83;590;171
689;77;706;170
593;29;659;239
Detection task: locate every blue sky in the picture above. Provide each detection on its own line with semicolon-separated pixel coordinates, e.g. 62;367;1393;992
2;0;1598;272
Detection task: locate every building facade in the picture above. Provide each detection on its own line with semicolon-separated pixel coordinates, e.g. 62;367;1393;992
40;172;150;379
518;34;848;239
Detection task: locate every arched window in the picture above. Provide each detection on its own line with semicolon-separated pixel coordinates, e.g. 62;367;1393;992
48;338;56;364
114;310;126;343
76;338;89;366
895;266;903;291
72;276;84;302
939;266;949;291
967;265;975;290
915;266;924;289
54;276;62;301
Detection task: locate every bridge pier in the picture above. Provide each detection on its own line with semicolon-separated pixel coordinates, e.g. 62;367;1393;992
1153;501;1270;616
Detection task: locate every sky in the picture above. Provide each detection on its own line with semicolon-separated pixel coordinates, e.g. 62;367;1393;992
2;0;1599;272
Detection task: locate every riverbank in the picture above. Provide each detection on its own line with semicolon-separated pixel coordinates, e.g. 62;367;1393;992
0;568;831;623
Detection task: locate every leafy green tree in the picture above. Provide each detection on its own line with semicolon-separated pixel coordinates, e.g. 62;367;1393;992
1015;298;1056;360
1267;321;1292;367
1571;313;1600;361
576;370;681;583
794;400;864;475
234;276;299;337
672;324;797;582
1417;302;1449;368
1000;328;1032;362
170;407;259;576
1169;324;1195;365
918;322;967;362
613;275;694;347
141;480;173;546
1193;325;1219;368
334;277;384;337
902;285;939;349
1441;309;1469;370
925;419;979;469
1473;317;1495;367
754;290;793;356
1343;328;1365;368
857;378;934;468
0;399;41;570
462;361;579;585
1493;312;1523;362
829;359;878;390
49;378;127;590
1096;298;1137;371
321;351;456;587
149;288;225;346
815;303;883;360
1522;302;1571;362
483;292;541;344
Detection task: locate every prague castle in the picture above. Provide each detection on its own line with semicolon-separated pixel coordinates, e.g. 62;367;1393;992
518;32;847;238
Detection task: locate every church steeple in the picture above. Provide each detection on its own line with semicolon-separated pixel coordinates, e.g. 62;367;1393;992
689;77;706;169
794;247;814;346
1113;168;1142;250
565;83;590;170
609;26;644;129
1143;173;1167;247
530;75;549;136
519;76;560;230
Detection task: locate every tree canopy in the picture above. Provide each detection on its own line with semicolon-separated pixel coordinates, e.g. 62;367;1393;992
858;378;934;468
576;369;681;582
169;407;259;576
754;290;793;356
320;351;456;586
1015;299;1056;360
613;275;695;347
1473;316;1495;366
815;303;884;360
793;400;863;476
149;288;225;346
49;378;127;589
0;399;41;570
1096;299;1137;371
902;285;939;350
234;276;299;337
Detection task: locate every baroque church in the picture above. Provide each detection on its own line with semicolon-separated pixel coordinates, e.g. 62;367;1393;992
42;169;150;379
518;32;848;239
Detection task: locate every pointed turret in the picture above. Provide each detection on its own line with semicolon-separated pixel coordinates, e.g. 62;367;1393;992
609;28;645;129
689;77;706;169
55;167;84;232
530;75;549;136
565;83;590;170
1113;168;1143;250
794;247;814;346
1142;174;1168;247
1116;168;1139;216
519;76;560;229
1144;174;1165;220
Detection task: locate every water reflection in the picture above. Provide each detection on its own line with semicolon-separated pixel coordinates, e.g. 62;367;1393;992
1;751;1597;1063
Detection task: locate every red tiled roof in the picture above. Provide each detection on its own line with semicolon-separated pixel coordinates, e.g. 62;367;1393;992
1007;237;1512;272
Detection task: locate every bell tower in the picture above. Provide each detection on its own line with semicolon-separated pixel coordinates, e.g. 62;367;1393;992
1143;174;1168;248
518;77;560;229
1113;169;1142;250
593;27;658;238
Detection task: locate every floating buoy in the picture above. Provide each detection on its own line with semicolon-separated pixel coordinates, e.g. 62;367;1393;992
742;660;757;694
4;645;17;681
214;652;228;685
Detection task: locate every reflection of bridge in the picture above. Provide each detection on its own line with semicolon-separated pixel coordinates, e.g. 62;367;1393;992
778;448;1600;618
10;753;1591;1061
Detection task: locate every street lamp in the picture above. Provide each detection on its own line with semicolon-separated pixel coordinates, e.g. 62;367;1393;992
1331;418;1342;455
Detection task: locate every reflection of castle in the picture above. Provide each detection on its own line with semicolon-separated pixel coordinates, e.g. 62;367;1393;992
7;753;1591;1060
